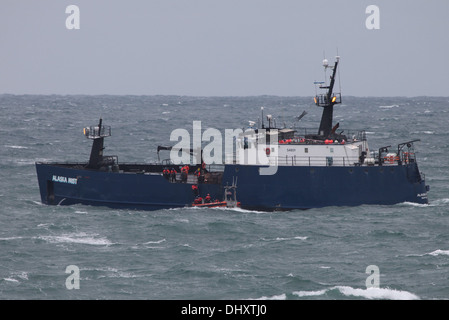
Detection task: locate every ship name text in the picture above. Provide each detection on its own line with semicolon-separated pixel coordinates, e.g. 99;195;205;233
52;175;78;185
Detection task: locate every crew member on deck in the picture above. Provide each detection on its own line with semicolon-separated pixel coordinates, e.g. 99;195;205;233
205;194;211;203
194;196;203;204
192;184;199;196
181;165;188;183
170;168;177;182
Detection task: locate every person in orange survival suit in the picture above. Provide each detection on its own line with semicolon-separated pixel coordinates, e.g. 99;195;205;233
192;184;199;197
170;168;177;182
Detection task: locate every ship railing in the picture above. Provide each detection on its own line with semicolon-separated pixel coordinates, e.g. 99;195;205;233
397;139;419;165
225;152;379;167
398;150;416;165
227;155;370;167
271;155;362;167
289;129;366;142
84;125;111;139
314;92;342;106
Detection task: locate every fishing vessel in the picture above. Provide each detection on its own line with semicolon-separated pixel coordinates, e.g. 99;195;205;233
35;56;429;211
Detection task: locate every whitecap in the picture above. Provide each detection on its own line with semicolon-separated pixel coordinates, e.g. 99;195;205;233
0;236;24;241
15;272;29;280
5;145;28;149
275;236;308;241
433;198;449;206
379;105;399;109
400;201;430;208
15;159;35;166
37;223;52;228
263;236;307;242
428;249;449;256
335;286;419;300
293;289;327;297
253;294;287;300
93;267;141;279
38;232;112;246
143;239;166;245
293;286;419;300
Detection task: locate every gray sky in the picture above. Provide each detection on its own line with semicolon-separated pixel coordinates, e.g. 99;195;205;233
1;0;448;97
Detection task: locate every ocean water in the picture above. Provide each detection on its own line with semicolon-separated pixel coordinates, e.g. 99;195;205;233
0;94;448;300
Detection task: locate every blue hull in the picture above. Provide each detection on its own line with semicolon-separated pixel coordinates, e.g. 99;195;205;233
35;163;222;210
221;163;428;210
35;162;428;211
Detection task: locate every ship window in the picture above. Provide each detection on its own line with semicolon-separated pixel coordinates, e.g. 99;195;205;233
330;148;334;153
304;148;308;153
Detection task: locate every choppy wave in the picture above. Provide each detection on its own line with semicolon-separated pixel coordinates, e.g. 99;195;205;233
428;249;449;256
379;104;399;109
401;198;449;208
143;239;166;245
0;236;25;241
94;267;141;279
37;232;113;246
262;236;308;242
253;294;287;300
1;272;29;284
1;95;448;300
293;286;419;300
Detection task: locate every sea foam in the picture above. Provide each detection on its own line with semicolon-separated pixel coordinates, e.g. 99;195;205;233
38;232;112;246
293;286;419;300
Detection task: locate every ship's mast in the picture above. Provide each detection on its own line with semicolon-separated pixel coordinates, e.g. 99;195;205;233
314;56;341;138
84;118;112;169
